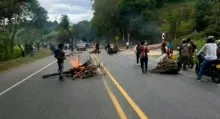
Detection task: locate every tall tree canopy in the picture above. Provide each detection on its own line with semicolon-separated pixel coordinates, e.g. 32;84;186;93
92;0;161;42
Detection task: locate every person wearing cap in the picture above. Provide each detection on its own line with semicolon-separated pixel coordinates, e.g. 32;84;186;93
196;36;218;81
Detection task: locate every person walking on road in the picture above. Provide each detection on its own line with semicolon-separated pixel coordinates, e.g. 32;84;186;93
37;42;40;51
95;41;100;53
180;39;190;70
135;41;141;64
30;43;34;56
109;41;114;54
126;42;129;49
140;41;149;73
55;44;66;81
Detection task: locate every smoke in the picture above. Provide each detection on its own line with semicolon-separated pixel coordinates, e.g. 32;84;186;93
124;13;161;43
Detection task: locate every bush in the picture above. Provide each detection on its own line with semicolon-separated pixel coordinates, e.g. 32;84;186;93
13;45;22;59
172;32;206;49
196;38;206;50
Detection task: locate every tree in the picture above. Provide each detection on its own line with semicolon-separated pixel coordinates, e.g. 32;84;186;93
205;1;220;36
0;0;49;60
59;15;70;30
194;0;212;32
91;0;120;37
119;0;160;41
91;0;161;42
156;0;165;8
71;20;91;40
58;15;72;43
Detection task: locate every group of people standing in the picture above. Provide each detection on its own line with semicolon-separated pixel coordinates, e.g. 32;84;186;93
178;38;197;70
18;42;40;57
105;41;116;54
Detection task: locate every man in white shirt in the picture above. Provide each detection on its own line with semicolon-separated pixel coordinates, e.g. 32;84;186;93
196;36;218;81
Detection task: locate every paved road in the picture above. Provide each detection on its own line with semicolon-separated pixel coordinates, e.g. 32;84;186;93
0;50;220;119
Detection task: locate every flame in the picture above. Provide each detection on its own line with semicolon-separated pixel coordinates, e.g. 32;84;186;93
70;57;80;68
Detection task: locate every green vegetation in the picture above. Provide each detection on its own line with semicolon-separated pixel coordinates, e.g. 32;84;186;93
0;48;51;71
1;0;220;64
0;0;51;61
91;0;220;48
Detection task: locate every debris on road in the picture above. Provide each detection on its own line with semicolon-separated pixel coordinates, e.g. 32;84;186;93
89;49;101;54
42;55;104;79
150;59;181;74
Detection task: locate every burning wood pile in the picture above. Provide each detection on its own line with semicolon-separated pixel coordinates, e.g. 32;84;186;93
42;55;103;79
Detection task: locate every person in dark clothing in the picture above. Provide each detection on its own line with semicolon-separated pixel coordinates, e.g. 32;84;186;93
30;43;34;56
37;42;40;51
54;44;66;81
106;43;110;52
180;39;190;70
95;42;100;52
136;41;141;64
49;43;55;54
140;41;149;73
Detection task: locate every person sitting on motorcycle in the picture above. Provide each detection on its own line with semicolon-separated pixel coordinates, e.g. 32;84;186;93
196;36;218;81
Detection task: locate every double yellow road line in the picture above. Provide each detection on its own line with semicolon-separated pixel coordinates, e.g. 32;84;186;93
91;54;149;119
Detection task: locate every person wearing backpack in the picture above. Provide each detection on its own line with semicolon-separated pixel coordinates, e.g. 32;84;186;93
54;44;66;81
180;40;190;70
140;41;149;73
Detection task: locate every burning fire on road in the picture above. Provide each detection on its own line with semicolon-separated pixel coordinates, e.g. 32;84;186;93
42;55;104;80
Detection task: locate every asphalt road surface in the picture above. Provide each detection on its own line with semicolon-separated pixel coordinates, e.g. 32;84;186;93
0;50;220;119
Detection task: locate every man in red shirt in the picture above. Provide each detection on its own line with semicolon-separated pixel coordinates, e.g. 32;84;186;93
140;41;149;73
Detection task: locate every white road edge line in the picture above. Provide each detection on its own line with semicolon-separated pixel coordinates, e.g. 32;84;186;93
0;60;57;97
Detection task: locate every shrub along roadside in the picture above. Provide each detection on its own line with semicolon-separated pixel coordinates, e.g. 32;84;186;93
0;48;51;72
13;45;22;59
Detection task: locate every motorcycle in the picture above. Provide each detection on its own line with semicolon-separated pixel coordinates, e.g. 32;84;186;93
195;53;220;84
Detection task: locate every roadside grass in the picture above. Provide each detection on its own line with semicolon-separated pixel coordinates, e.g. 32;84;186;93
0;48;51;72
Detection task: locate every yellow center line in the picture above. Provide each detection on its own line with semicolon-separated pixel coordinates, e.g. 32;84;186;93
93;54;149;119
91;54;127;119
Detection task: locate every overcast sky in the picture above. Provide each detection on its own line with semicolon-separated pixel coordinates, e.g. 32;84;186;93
38;0;93;23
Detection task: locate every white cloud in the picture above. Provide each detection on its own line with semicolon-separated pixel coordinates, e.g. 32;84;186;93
38;0;93;23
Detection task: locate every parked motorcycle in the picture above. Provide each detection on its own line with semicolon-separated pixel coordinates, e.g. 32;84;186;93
195;53;220;84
